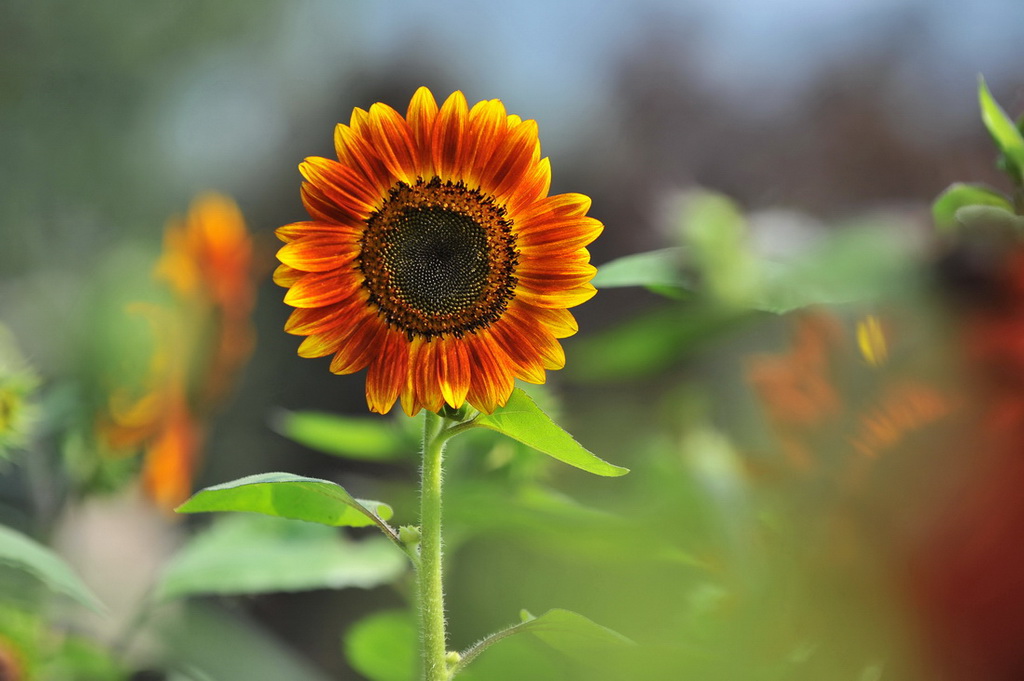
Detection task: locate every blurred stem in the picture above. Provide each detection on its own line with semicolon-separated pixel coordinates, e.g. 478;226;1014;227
418;411;478;681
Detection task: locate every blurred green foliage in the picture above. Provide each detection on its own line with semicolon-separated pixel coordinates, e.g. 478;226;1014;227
0;525;103;612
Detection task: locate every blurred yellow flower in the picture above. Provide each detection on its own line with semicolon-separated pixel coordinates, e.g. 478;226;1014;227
0;326;39;459
856;315;888;367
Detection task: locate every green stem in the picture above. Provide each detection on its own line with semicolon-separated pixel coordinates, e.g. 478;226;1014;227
417;413;480;681
419;411;449;681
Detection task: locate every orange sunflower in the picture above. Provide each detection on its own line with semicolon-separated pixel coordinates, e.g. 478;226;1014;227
275;88;601;415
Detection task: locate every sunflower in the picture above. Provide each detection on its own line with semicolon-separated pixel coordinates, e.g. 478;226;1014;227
276;87;601;415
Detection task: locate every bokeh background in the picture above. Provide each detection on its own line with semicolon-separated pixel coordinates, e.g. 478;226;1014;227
3;1;1024;680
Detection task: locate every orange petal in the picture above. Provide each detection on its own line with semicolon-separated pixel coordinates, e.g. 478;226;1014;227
407;87;439;177
273;264;304;287
365;327;410;414
276;221;359;244
297;324;350;358
487;321;547;384
277;234;360;272
367;102;419;184
333;108;367;168
300;184;356;226
400;336;427;416
515;282;597;309
463;99;507;188
503;306;566;370
518;216;603;254
412;340;445;413
522;305;579;339
431;91;469;180
506;157;552;214
517;262;597;292
285;290;370;335
485;119;541;203
333;120;395;198
465;332;515;413
519;247;591;268
299;157;378;216
329;314;388;375
284;270;362;308
437;337;471;408
518;192;592;225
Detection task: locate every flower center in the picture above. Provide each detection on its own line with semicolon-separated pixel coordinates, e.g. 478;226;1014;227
359;178;518;339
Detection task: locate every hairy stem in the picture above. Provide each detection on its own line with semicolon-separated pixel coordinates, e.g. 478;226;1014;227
419;411;449;681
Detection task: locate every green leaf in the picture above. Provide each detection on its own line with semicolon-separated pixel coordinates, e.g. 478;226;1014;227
753;224;914;314
0;524;104;612
40;633;126;681
979;75;1024;181
569;304;746;381
165;602;334;681
156;515;407;601
271;410;411;461
676;190;760;306
452;608;633;677
518;608;634;654
344;610;417;681
167;670;218;681
176;472;394;530
568;304;747;381
474;389;628;477
953;204;1024;234
932;182;1014;232
592;248;689;296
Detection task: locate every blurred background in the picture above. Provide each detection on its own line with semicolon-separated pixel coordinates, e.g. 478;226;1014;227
2;0;1024;679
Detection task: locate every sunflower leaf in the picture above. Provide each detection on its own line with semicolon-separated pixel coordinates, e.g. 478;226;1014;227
474;389;628;477
344;610;418;681
932;182;1015;232
452;608;633;677
165;602;335;681
176;472;394;530
753;224;913;314
568;304;746;381
979;75;1024;182
156;515;406;601
592;247;690;296
676;190;760;307
270;410;412;461
0;524;105;612
955;204;1024;234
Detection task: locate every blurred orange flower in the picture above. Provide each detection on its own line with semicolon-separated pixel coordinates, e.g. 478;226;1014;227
747;310;955;471
99;194;257;509
746;312;844;471
156;193;256;407
0;636;24;681
747;245;1024;679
